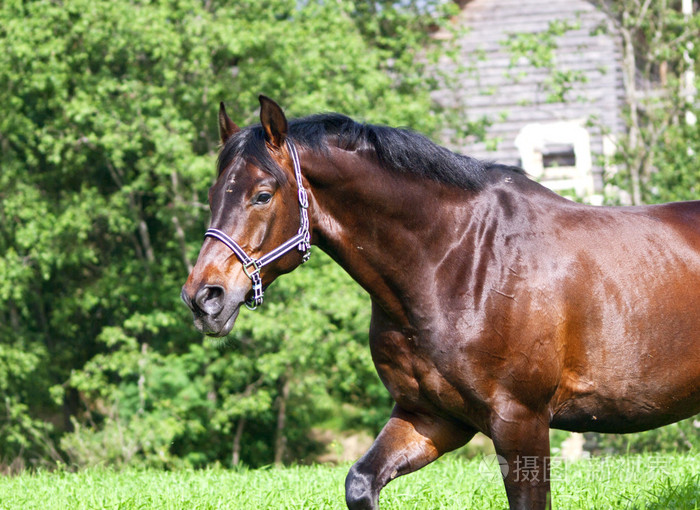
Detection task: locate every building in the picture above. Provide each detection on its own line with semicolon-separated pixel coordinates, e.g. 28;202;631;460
434;0;625;204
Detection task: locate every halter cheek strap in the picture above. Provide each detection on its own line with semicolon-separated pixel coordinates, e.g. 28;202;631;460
205;139;311;310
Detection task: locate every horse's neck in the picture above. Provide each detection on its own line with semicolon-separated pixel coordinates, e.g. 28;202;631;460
306;149;471;326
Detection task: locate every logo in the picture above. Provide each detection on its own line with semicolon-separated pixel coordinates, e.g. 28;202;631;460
478;454;509;482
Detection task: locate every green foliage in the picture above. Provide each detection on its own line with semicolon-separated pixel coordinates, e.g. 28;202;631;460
591;0;700;205
502;19;588;104
646;121;700;204
0;0;454;469
0;339;54;466
586;417;700;456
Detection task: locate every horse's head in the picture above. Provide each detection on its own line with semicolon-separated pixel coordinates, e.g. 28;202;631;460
181;96;310;337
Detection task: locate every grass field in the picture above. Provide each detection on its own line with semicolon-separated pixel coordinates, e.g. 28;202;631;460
1;453;698;509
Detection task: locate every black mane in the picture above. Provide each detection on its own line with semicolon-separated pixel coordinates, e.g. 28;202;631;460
217;113;524;190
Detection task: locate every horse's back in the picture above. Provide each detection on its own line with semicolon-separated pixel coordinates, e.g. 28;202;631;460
650;199;700;244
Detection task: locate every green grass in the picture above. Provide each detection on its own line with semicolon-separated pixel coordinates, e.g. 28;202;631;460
1;454;698;509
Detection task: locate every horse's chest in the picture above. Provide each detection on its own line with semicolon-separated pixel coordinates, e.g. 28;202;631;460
369;331;419;406
369;330;468;416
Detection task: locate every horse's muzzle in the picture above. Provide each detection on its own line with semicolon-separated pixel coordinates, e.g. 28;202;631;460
181;284;242;337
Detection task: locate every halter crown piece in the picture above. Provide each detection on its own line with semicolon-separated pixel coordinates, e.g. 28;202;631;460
204;140;311;310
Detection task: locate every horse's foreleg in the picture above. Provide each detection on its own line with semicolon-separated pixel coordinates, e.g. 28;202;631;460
345;405;475;510
490;403;552;510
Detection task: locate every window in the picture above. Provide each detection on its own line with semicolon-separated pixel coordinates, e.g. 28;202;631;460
515;120;597;202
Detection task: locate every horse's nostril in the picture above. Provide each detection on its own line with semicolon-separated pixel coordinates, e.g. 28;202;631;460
194;285;225;315
181;287;194;310
181;287;188;302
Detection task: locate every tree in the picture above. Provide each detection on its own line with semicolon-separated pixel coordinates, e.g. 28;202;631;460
593;0;699;205
0;0;459;469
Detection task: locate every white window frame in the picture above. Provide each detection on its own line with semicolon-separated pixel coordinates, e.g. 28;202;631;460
515;120;596;201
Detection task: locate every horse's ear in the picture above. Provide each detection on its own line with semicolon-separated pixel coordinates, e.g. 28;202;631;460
259;95;288;149
218;102;240;145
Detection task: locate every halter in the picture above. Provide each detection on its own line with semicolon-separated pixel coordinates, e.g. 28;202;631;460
205;139;311;310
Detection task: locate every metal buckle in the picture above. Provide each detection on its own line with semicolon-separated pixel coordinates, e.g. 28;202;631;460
245;295;260;311
242;259;260;279
245;272;263;310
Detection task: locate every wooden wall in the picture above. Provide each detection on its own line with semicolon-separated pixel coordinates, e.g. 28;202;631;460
434;0;625;193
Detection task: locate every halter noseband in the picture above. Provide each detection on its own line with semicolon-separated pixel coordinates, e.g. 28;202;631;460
204;140;311;310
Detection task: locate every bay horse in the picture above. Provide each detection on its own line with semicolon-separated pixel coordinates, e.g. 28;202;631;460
181;96;700;509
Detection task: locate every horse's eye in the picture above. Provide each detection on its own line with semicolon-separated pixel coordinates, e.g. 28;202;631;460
254;192;273;205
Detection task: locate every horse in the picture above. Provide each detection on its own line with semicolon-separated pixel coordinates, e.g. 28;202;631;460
181;96;700;510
